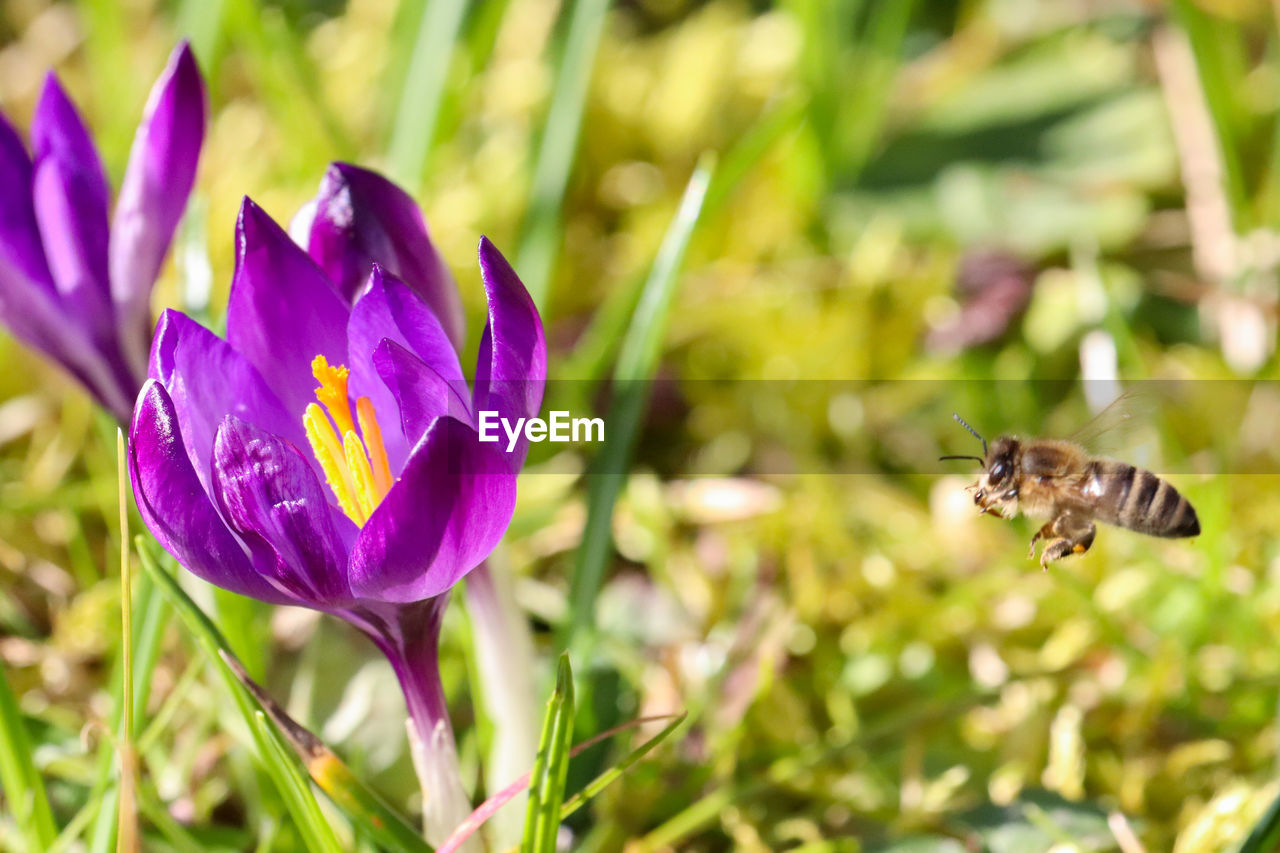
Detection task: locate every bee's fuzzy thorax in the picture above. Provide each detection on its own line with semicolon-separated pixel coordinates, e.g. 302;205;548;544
1012;480;1059;519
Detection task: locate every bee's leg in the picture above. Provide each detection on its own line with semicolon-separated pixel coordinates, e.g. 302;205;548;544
1039;514;1097;570
1027;522;1055;559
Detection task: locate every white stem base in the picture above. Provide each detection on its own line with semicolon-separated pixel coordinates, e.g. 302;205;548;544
407;717;480;852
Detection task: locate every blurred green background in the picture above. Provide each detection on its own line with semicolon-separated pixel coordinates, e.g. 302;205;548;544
4;0;1280;850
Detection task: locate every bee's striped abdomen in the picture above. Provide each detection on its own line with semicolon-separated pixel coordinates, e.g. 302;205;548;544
1091;460;1199;538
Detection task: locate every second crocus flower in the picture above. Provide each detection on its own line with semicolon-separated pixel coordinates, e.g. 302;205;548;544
0;42;205;422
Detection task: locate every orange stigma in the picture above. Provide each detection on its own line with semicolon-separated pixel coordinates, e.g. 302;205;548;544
302;355;394;525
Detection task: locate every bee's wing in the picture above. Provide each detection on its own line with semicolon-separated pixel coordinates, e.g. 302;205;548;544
1064;390;1162;460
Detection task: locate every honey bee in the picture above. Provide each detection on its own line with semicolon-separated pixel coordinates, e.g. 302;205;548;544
941;413;1200;569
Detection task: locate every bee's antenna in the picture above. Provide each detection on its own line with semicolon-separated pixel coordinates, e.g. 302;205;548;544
951;413;987;457
939;455;985;465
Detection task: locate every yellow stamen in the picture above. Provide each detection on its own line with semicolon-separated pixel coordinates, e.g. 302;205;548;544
304;403;365;525
356;396;394;495
344;429;379;521
302;358;397;527
312;355;354;437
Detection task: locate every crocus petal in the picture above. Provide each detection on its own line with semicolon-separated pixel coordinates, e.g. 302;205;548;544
1;101;134;420
0;116;86;395
150;308;307;494
227;198;351;419
31;157;112;334
348;266;468;462
306;162;464;347
349;266;464;385
111;41;207;379
349;417;516;602
129;380;297;605
373;339;472;447
28;75;115;347
29;74;109;214
0;112;53;290
211;416;356;608
472;237;546;468
0;256;134;420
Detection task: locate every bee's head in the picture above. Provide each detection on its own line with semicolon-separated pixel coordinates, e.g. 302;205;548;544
980;436;1020;493
940;415;1020;517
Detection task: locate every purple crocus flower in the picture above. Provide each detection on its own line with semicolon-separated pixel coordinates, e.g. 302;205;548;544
296;163;541;844
0;42;206;423
127;191;544;839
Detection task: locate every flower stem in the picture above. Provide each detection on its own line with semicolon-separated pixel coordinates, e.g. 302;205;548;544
347;596;475;848
387;601;453;738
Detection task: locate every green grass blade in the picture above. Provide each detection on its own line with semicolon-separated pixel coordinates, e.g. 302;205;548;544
838;0;916;177
115;430;139;851
521;654;575;853
516;0;611;309
74;0;146;163
557;713;685;821
1259;106;1280;229
130;567;169;726
788;0;855;174
219;649;432;853
209;586;271;683
386;0;471;189
221;0;353;162
142;540;423;852
46;791;102;853
308;748;434;853
702;95;807;220
1169;0;1250;229
634;781;747;852
534;660;574;853
558;269;645;383
80;547;170;853
463;0;513;71
0;663;58;851
174;0;228;68
1239;785;1280;853
561;97;802;386
789;0;914;180
86;700;121;852
137;657;206;756
613;157;714;383
134;539;231;669
561;158;714;654
88;786;120;853
251;711;346;853
440;713;682;853
135;539;344;853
